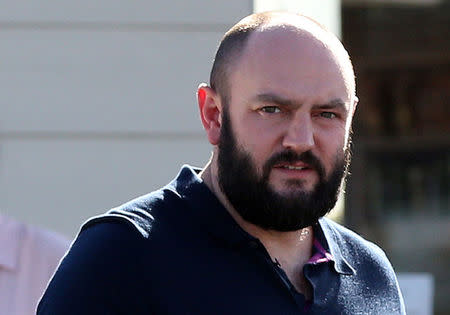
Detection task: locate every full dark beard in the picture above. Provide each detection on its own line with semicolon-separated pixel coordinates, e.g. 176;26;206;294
217;107;351;231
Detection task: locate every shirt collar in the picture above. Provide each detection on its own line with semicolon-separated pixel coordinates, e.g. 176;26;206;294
317;218;356;275
0;214;22;271
170;165;356;275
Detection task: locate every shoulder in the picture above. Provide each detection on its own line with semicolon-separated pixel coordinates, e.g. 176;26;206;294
320;217;390;265
81;185;182;239
38;219;152;314
319;217;403;290
320;218;405;302
48;185;184;279
319;218;405;313
39;174;194;314
63;188;178;272
46;185;185;283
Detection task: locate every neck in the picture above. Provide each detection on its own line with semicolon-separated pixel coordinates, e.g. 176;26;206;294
200;159;314;294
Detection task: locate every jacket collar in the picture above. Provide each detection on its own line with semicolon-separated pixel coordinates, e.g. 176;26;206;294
171;165;356;276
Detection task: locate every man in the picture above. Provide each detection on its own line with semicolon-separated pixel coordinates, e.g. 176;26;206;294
0;213;68;315
38;12;405;314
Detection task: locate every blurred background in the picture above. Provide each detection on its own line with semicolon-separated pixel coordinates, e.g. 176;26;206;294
0;0;448;314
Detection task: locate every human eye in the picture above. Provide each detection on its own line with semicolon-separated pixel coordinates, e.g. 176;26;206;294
260;106;281;114
320;112;337;119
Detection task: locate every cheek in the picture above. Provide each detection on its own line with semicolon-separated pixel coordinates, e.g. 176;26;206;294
236;119;282;162
314;129;346;165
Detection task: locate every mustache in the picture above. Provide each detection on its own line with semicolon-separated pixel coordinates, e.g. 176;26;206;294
263;150;325;179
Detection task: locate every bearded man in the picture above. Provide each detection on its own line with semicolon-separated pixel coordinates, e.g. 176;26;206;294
38;12;405;315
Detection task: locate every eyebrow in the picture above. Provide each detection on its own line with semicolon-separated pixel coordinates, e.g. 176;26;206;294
313;99;348;113
254;93;297;107
254;93;348;113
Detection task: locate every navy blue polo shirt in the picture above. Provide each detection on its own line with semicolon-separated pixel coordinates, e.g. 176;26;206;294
38;165;405;314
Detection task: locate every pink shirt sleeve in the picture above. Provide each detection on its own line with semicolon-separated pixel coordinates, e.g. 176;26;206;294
0;215;70;315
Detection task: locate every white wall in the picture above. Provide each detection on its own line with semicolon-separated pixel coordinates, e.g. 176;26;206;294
0;0;252;237
254;0;341;37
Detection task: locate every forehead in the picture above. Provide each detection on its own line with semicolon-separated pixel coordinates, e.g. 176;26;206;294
228;26;354;107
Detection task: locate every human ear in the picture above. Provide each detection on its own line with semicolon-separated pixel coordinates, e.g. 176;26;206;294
197;83;222;145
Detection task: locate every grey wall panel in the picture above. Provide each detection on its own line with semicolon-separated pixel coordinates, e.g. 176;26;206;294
0;0;252;24
0;30;223;133
0;137;211;237
0;0;252;238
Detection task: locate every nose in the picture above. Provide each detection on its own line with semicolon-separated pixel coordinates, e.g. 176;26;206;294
282;112;315;152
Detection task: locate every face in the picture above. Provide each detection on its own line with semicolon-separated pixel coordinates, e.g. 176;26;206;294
218;106;350;231
215;28;355;231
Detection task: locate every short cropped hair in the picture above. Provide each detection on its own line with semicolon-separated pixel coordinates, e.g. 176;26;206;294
209;14;269;104
209;12;355;104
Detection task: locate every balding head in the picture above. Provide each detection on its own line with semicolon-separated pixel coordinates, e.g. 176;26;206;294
209;11;356;105
198;12;358;232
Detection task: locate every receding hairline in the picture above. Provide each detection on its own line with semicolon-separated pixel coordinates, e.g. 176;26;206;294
209;11;356;102
235;11;330;34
